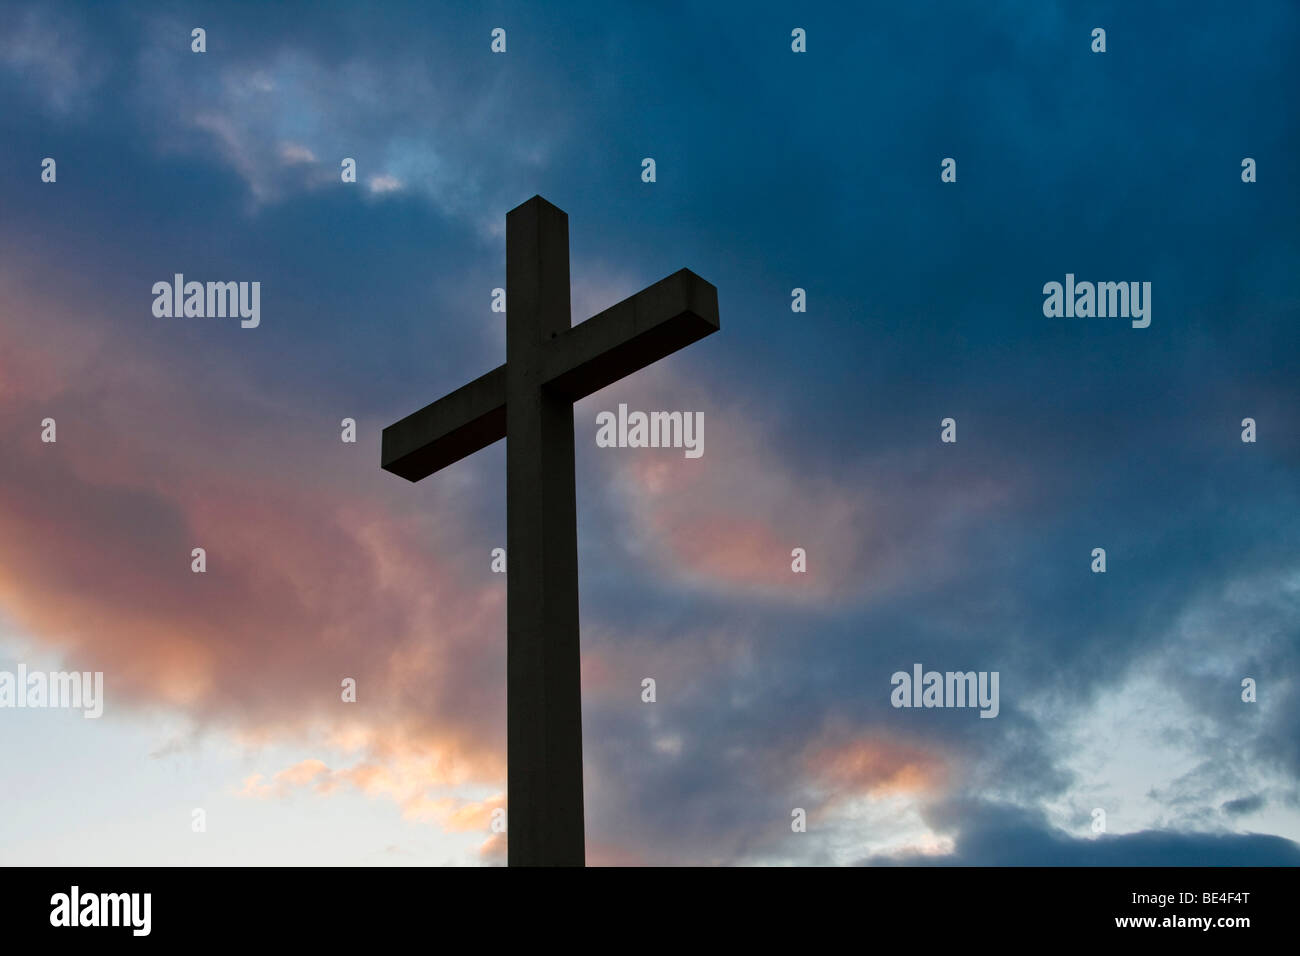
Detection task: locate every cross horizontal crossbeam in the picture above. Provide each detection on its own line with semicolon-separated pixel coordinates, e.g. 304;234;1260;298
380;267;719;482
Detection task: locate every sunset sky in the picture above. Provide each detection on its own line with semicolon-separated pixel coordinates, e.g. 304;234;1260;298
1;0;1298;866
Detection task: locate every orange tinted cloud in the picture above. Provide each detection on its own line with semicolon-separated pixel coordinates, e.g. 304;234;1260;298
243;755;506;831
587;367;1017;608
0;275;509;816
804;731;949;806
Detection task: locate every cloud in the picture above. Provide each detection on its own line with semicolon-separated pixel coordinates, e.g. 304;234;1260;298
585;365;1021;609
860;800;1300;866
0;271;512;828
1222;795;1266;817
241;755;505;832
279;142;317;165
366;174;403;195
116;21;566;233
804;734;948;804
0;5;109;115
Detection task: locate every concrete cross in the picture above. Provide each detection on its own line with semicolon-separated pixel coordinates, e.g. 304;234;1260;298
381;196;720;866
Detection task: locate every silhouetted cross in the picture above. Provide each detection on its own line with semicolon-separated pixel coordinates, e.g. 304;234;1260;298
381;196;720;866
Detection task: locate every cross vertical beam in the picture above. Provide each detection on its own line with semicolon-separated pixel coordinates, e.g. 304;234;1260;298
380;195;720;867
505;197;585;866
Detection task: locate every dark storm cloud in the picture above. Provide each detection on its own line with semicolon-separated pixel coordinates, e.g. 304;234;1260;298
1222;794;1266;817
859;799;1300;865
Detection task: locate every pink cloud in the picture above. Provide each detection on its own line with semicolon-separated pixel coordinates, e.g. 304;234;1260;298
0;276;509;818
585;365;1019;608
